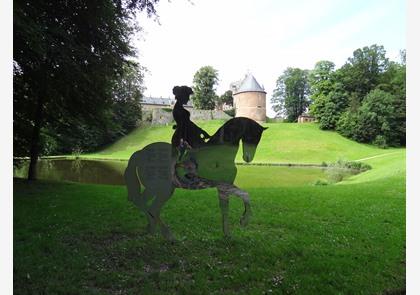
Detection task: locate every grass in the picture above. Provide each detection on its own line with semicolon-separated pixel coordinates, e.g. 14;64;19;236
14;151;405;294
344;151;406;184
14;121;405;294
81;122;399;163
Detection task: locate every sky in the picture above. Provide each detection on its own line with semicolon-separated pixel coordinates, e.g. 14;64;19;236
133;0;406;117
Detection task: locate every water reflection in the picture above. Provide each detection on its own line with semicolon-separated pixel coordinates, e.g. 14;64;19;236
14;159;127;185
13;159;327;187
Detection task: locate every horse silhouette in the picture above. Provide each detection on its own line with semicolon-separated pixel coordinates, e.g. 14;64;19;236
124;117;267;240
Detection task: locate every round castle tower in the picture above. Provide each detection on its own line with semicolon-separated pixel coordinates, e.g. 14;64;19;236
231;74;266;123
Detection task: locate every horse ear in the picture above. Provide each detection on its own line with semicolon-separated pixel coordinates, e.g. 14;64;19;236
262;127;268;131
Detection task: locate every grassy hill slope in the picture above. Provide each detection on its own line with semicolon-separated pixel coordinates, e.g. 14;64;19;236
344;149;405;184
83;121;401;164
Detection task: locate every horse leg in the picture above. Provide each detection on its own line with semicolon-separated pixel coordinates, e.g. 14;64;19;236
125;163;157;234
147;188;176;241
220;184;252;227
217;186;231;237
131;188;157;234
235;188;252;227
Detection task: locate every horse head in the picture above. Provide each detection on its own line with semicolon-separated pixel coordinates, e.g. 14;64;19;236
206;117;267;163
240;118;268;163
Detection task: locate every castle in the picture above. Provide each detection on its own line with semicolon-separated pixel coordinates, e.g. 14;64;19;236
230;73;266;123
142;73;267;124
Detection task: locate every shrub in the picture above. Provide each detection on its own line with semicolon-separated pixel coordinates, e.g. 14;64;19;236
336;160;371;172
325;159;371;183
318;91;349;130
337;89;404;146
373;135;388;148
336;111;359;139
40;128;59;156
326;166;346;183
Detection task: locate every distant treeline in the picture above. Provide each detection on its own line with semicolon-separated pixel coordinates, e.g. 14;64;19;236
271;44;406;147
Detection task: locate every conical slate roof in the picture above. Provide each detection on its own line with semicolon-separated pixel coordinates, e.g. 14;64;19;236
234;74;266;95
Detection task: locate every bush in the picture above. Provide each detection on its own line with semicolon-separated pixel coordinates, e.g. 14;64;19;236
337;89;404;146
326;166;346;183
373;135;388;148
333;159;371;171
325;159;371;183
40;127;59;156
318;91;349;130
336;111;359;139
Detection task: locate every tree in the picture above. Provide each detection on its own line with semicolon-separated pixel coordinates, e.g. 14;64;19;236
308;60;343;128
338;44;389;105
13;0;159;179
314;87;349;130
111;62;144;132
271;67;310;122
334;45;405;146
45;61;145;156
216;90;233;110
308;60;335;97
191;66;219;110
337;89;403;146
376;59;406;146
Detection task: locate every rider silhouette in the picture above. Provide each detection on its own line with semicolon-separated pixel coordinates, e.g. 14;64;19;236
171;86;210;151
171;86;210;185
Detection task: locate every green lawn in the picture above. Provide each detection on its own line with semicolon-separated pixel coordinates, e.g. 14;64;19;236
14;147;405;294
82;122;399;164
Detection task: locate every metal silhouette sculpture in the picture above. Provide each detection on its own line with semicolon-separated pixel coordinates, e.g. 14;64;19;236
124;86;267;240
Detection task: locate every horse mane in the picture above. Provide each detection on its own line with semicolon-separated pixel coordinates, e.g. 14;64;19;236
206;117;264;146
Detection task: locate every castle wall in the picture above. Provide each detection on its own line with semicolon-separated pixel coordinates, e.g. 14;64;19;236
141;108;232;126
141;104;173;110
233;91;266;123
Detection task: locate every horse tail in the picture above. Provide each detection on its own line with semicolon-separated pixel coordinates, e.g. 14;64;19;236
124;152;142;205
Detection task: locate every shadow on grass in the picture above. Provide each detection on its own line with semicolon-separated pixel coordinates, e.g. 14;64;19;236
14;179;405;294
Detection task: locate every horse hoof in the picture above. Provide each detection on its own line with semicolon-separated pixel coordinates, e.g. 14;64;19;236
161;227;176;241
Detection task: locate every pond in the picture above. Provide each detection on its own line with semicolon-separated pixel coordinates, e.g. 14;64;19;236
14;159;128;185
13;159;328;188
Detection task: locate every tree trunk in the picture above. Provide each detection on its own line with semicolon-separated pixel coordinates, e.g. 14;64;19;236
27;69;46;181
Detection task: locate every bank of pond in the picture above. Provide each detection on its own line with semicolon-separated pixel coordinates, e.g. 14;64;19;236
13;158;366;188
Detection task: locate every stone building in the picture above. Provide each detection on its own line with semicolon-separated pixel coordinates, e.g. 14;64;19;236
230;73;266;123
140;96;230;126
297;113;316;123
140;96;193;110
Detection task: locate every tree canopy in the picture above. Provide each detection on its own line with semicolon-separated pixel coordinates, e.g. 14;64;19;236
271;44;405;147
271;67;310;122
14;0;160;179
191;66;219;110
216;90;233;110
338;44;389;104
306;44;405;147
